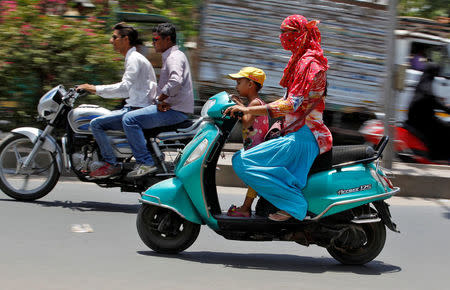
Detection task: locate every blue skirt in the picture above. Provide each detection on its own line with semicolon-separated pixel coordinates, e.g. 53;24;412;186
232;125;319;220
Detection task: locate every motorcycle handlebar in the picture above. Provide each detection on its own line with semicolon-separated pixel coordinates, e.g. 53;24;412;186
75;88;88;97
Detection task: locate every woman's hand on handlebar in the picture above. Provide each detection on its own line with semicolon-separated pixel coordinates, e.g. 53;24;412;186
223;105;248;118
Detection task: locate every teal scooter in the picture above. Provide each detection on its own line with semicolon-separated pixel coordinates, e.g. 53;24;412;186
136;92;400;265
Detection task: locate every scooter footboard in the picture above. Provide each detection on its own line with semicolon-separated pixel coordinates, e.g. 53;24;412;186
139;177;203;225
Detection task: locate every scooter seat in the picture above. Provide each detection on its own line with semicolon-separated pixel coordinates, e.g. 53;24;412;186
332;145;375;165
309;145;375;174
143;119;195;138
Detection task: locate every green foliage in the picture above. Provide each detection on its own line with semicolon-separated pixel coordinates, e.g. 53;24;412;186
119;0;202;39
0;0;123;126
398;0;449;19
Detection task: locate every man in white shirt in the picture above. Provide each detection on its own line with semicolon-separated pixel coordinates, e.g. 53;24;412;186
77;23;157;178
122;23;194;178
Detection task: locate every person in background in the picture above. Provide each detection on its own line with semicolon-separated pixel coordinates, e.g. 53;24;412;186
225;67;269;217
122;22;194;178
406;63;450;160
77;22;157;178
224;15;332;222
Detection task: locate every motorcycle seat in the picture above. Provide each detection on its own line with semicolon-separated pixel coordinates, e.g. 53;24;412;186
309;145;375;175
143;119;195;138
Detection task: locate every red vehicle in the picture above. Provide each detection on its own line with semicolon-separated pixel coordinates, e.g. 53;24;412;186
360;119;449;165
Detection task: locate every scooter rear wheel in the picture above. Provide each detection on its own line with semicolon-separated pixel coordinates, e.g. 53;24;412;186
137;204;200;254
326;221;386;265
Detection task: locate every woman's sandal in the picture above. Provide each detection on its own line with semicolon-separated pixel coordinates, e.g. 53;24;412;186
268;210;292;221
227;205;251;217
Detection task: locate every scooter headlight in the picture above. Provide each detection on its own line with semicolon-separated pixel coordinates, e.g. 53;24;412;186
184;139;209;166
200;99;216;118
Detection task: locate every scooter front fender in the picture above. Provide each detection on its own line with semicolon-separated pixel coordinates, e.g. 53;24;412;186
139;177;203;225
11;127;63;173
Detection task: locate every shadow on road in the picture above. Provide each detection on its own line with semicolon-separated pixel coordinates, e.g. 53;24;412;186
0;198;139;214
137;251;401;275
432;200;450;220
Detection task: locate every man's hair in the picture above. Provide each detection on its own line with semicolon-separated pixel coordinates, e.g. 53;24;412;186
153;23;176;43
113;22;142;46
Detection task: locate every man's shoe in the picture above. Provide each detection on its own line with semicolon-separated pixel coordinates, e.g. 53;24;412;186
89;163;121;179
127;164;157;178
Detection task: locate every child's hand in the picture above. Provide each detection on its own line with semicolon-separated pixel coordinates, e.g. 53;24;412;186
230;94;244;106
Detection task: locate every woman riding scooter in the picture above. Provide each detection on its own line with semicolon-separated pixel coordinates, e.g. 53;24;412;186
224;15;332;221
405;63;450;161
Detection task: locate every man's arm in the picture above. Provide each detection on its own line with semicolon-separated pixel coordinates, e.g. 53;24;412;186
95;56;139;98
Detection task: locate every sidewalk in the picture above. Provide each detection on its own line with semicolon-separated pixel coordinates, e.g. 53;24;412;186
219;143;450;199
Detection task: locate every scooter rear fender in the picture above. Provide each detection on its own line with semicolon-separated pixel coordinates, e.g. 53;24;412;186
304;163;399;218
139;177;203;225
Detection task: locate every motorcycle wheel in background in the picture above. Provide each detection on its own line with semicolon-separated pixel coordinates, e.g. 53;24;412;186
0;134;60;201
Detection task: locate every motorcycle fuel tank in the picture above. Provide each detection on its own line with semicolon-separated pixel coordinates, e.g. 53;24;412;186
68;104;111;134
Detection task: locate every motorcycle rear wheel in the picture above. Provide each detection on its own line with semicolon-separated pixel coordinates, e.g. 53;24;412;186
327;222;386;265
0;134;60;201
137;204;200;254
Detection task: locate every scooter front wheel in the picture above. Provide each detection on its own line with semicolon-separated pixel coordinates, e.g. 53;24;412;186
137;204;200;254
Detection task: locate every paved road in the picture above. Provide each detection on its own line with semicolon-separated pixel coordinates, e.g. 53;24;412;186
0;182;449;290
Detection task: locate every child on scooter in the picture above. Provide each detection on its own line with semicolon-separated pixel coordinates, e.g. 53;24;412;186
226;67;269;217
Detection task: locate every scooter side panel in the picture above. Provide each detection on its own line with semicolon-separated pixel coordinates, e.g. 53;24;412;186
140;177;203;225
303;163;391;217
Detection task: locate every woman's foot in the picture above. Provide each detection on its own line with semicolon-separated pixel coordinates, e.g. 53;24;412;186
268;210;292;221
227;205;251;217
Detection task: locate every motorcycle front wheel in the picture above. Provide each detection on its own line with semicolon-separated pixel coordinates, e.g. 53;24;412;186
0;134;60;201
326;221;386;265
136;204;200;254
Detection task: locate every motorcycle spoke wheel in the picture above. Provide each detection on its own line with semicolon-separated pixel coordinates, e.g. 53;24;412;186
327;222;386;265
0;134;60;200
137;204;200;254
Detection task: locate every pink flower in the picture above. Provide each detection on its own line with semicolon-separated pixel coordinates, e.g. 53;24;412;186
20;23;32;36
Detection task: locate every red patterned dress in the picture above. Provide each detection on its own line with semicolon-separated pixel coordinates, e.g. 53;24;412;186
267;70;332;154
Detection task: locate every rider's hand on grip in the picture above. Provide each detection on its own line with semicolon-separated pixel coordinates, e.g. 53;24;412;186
75;87;88;97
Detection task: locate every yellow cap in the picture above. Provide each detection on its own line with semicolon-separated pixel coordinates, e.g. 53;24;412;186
227;67;266;86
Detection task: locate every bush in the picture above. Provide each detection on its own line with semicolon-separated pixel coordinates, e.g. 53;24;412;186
0;0;123;128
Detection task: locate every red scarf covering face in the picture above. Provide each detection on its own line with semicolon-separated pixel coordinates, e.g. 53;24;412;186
279;15;328;96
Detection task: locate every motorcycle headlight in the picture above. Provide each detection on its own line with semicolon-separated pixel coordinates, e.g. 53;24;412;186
200;99;216;118
184;138;209;166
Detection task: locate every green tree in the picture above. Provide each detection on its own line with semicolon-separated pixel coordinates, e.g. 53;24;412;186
398;0;449;19
118;0;202;39
0;0;123;126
